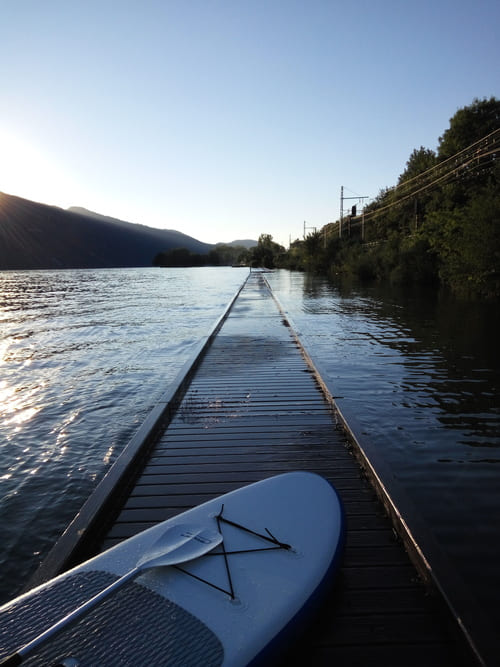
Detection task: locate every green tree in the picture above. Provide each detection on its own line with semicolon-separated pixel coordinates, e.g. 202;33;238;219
210;244;251;266
302;231;324;271
153;247;205;266
398;147;437;185
250;234;285;268
426;187;500;296
437;97;500;160
436;98;500;209
420;98;500;296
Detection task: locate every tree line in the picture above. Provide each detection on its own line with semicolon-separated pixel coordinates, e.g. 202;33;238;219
153;243;251;267
153;235;287;269
275;98;500;299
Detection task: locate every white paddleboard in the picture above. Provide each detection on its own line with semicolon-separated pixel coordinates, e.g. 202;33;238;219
0;472;345;666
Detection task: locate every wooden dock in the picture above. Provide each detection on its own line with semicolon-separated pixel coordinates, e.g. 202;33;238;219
31;271;478;666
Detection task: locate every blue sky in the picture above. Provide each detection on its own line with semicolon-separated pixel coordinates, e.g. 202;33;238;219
0;0;498;247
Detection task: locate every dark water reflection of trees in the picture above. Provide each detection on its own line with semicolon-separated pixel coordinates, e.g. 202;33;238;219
268;270;500;638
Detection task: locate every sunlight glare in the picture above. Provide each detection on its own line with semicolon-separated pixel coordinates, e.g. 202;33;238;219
0;379;40;427
0;129;74;206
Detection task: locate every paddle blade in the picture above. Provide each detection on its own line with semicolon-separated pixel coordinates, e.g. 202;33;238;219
137;523;222;570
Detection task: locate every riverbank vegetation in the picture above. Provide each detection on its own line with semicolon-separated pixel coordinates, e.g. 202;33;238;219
153;243;251;267
275;98;500;299
154;235;287;269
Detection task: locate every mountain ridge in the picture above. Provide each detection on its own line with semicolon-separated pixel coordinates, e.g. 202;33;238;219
69;208;257;250
0;192;255;270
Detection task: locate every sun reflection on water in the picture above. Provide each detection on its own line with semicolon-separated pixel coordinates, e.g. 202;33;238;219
102;445;114;465
0;380;41;428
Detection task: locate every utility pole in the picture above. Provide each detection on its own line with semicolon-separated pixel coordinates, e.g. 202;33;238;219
339;186;343;238
340;186;368;239
303;221;317;239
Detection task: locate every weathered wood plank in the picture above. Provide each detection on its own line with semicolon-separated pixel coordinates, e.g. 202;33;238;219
132;468;361;486
344;544;413;567
168;415;336;427
128;478;371;499
143;458;356;472
156;430;340;442
289;645;464;667
147;449;348;462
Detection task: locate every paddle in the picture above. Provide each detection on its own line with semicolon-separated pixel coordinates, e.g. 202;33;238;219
1;523;222;666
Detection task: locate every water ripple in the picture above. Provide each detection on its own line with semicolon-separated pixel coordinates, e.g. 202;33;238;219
267;269;500;625
0;266;247;603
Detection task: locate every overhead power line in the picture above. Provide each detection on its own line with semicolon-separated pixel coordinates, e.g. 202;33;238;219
358;129;500;224
394;127;500;194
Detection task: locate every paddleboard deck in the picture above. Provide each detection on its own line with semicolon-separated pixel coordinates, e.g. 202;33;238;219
0;472;345;666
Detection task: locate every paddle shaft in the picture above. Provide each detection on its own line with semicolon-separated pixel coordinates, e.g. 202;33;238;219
0;567;140;666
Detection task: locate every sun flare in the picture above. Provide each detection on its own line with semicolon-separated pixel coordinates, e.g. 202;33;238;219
0;129;74;206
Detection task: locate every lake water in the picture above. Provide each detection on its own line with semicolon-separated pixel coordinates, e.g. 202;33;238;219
1;266;499;650
267;269;500;644
0;267;248;603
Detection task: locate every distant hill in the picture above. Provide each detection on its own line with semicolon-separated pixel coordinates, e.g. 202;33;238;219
0;192;212;270
221;239;257;249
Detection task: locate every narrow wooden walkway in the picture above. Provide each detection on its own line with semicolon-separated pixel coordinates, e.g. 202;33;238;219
100;272;469;666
